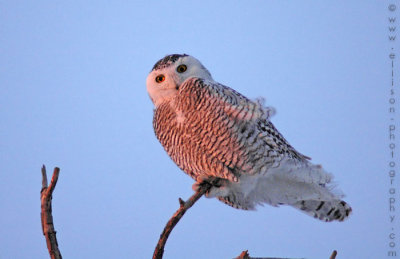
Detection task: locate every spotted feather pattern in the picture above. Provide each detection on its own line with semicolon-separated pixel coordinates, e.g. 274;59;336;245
152;54;188;71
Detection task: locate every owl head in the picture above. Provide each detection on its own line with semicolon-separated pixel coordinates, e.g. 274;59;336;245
146;54;213;107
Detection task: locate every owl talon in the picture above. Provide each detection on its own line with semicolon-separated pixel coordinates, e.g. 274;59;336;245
192;176;216;192
192;177;230;198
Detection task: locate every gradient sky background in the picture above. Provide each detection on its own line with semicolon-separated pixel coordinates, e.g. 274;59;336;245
0;1;397;258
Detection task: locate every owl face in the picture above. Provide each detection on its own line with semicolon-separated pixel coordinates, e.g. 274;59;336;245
146;54;213;107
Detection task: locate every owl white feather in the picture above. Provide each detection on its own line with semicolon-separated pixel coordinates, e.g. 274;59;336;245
146;54;352;222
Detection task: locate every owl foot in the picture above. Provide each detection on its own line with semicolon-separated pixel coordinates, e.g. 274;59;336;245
192;176;229;198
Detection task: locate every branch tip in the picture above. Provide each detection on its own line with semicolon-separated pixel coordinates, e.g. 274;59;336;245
47;168;60;194
178;198;185;207
235;250;250;259
41;165;48;190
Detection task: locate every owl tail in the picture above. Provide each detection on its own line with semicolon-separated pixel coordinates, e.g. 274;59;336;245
218;159;352;222
273;161;352;222
292;199;352;222
271;160;352;222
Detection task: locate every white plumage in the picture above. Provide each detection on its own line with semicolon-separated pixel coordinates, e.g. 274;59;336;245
146;54;352;222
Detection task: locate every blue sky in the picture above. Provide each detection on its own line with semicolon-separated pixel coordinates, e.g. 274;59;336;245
0;1;396;258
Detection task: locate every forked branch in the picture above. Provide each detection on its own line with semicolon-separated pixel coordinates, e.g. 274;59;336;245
41;165;62;259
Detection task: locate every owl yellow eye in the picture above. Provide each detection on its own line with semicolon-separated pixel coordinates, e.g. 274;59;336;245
176;64;187;73
155;75;165;83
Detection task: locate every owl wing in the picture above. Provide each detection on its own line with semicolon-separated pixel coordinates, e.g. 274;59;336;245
212;80;310;161
176;78;309;179
173;78;349;217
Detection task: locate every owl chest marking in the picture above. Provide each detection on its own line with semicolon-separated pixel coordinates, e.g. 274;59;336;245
154;98;242;181
175;110;186;124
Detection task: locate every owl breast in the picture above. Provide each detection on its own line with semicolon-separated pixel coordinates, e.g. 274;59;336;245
153;93;237;181
152;78;279;182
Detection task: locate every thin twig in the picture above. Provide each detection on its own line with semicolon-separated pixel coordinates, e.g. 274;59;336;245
41;165;62;259
152;182;212;259
234;250;337;259
235;249;305;259
235;250;250;259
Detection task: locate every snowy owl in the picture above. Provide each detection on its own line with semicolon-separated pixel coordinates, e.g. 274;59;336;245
146;54;352;222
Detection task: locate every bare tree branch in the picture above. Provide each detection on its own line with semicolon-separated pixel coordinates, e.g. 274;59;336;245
41;165;62;259
152;182;212;259
38;165;339;259
235;249;338;259
235;250;251;259
235;249;302;259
